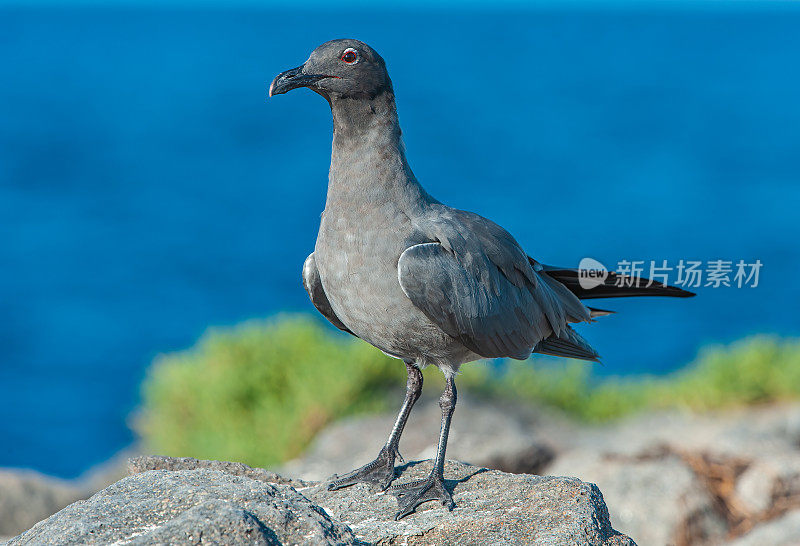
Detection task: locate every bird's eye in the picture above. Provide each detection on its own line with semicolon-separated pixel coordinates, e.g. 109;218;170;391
341;48;358;64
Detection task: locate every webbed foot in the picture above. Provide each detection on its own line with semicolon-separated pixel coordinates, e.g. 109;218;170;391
389;474;454;519
326;447;398;491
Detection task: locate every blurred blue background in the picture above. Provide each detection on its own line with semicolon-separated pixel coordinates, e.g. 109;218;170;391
1;1;799;478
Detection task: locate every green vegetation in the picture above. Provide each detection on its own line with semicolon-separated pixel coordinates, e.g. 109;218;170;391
137;315;404;468
137;315;800;468
466;335;800;422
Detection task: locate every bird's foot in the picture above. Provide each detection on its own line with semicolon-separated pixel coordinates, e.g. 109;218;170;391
389;473;455;520
326;446;398;491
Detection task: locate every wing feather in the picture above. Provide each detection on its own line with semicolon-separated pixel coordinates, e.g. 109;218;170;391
399;208;596;360
302;253;353;335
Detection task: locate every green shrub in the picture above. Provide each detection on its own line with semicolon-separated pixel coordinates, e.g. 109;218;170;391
137;315;800;467
477;335;800;422
136;315;405;467
660;336;800;411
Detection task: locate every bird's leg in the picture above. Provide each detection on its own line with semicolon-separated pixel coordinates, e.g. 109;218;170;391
390;373;456;519
383;361;424;463
327;361;423;491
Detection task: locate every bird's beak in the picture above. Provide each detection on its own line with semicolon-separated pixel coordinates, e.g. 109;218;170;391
269;65;333;97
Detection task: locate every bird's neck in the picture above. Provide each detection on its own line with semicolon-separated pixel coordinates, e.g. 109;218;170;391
330;90;399;140
326;92;432;214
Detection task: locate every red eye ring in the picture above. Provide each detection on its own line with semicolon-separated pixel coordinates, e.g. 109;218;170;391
341;48;358;64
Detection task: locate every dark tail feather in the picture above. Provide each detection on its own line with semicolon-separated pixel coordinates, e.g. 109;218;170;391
538;264;696;300
534;326;600;362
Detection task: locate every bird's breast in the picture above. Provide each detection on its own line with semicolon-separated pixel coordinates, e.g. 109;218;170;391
315;203;409;314
313;203;453;360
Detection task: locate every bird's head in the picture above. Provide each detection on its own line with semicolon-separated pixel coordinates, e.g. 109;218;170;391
269;39;392;101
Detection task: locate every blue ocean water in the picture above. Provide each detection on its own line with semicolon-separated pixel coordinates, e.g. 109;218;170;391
1;5;799;478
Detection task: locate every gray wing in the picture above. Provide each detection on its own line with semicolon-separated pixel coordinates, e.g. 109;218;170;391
398;208;593;359
302;253;353;335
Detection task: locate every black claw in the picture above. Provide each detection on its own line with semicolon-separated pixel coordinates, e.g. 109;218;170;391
395;508;414;520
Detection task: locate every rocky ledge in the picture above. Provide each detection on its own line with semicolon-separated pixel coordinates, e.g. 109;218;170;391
6;456;634;545
280;397;800;545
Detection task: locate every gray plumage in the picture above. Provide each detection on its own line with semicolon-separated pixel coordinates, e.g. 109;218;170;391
270;38;693;519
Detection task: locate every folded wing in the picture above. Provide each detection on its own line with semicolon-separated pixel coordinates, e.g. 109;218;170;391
398;209;596;360
303;252;353;335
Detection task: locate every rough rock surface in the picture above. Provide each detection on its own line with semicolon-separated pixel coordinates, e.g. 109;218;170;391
6;403;800;544
129;456;309;487
8;456;635;546
310;461;635;546
8;461;355;546
546;404;800;545
548;450;727;546
279;393;570;480
283;401;800;546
